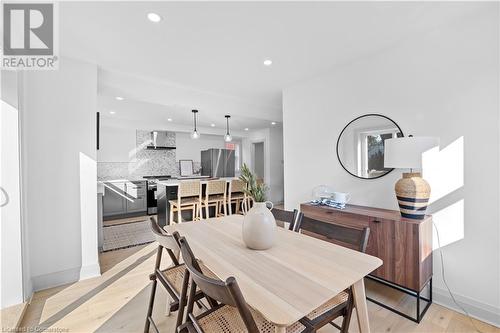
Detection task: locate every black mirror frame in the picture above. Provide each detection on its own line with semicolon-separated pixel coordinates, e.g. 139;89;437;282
336;113;404;180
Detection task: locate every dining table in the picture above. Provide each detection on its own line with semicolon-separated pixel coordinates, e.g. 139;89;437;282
165;214;382;333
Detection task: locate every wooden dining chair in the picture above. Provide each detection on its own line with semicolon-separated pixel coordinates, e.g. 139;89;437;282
177;236;313;333
271;208;304;232
170;180;202;224
201;180;227;219
227;179;248;215
297;215;370;332
145;218;214;333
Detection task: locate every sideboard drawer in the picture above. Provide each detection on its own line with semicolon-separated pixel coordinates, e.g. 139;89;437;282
300;203;432;292
301;204;369;229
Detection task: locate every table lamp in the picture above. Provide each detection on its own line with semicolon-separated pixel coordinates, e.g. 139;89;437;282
384;136;440;219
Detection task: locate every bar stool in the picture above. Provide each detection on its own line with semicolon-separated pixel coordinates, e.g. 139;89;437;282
227;179;248;215
201;180;227;219
169;180;202;224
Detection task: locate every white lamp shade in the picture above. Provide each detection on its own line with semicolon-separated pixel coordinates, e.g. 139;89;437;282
384;136;440;169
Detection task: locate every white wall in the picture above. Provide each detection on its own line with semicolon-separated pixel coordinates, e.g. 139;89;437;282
97;127;235;164
0;71;25;308
283;5;499;326
268;126;284;204
175;132;226;162
242;126;284;203
253;142;264;178
21;57;100;290
97;126;136;162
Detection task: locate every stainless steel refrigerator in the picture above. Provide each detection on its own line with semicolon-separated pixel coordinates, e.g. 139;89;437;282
201;149;235;177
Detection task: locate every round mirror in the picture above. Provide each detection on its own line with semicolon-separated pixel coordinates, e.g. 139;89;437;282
336;114;403;179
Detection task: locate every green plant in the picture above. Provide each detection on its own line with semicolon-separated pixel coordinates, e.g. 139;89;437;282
239;163;268;202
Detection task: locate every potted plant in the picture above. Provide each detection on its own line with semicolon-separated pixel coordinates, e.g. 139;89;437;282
239;164;276;250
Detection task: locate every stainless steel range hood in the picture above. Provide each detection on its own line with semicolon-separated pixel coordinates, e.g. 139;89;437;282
147;131;176;150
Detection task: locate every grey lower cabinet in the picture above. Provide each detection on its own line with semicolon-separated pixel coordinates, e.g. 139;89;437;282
102;181;147;219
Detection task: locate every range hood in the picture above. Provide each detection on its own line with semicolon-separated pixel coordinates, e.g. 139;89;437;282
147;131;176;150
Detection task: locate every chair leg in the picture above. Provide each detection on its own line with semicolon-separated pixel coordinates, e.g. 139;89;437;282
176;271;190;329
144;279;158;333
223;199;227;216
244;198;249;213
169;204;174;225
228;198;233;215
340;294;355;333
166;293;172;316
205;203;209;219
178;207;182;223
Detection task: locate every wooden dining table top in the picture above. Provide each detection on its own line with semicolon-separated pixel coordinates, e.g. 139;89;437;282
165;215;382;327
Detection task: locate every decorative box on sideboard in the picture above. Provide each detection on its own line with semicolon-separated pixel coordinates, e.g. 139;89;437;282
300;203;433;323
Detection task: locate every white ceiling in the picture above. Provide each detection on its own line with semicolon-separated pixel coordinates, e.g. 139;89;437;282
99;94;277;135
60;2;482;130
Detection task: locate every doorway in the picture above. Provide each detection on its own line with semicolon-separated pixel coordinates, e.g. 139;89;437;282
253;142;265;181
1;72;26;309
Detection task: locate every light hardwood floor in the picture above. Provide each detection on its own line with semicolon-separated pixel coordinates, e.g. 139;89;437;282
1;301;29;330
19;242;499;333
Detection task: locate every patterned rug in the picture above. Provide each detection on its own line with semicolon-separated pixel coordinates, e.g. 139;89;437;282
102;219;154;252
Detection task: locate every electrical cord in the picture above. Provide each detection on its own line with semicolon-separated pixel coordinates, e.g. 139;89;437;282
432;221;485;333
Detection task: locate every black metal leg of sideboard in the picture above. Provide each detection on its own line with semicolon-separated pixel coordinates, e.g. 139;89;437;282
365;276;432;323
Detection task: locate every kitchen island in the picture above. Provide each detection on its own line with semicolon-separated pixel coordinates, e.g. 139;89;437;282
156;177;237;227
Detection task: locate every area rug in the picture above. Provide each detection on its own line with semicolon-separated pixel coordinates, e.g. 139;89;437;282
102;219;154;252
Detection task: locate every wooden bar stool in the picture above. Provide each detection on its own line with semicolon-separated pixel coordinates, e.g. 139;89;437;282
169;180;202;224
227;179;248;215
201;180;227;219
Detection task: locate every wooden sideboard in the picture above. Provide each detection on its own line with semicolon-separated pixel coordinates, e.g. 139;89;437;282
300;203;433;292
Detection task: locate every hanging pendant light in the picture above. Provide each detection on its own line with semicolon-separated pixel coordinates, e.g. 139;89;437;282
190;109;200;139
224;115;232;142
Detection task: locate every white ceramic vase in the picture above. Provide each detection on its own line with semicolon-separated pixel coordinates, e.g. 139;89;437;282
242;201;276;250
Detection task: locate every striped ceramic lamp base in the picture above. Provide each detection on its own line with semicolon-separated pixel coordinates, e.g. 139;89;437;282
395;172;430;220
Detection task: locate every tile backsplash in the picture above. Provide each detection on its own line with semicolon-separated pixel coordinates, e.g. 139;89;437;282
98;130;180;180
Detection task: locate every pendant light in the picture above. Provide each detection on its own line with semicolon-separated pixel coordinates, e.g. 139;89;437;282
190;109;200;139
224;115;232;142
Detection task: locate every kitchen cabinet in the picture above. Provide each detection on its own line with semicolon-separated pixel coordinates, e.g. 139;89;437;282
102;181;147;218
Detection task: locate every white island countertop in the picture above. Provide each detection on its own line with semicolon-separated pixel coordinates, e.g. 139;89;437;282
157;177;237;187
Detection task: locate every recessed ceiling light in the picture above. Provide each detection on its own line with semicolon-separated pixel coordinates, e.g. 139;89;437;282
263;59;272;66
244;128;249;131
211;123;215;127
115;96;124;101
147;12;162;23
271;121;276;125
167;118;173;122
109;111;116;115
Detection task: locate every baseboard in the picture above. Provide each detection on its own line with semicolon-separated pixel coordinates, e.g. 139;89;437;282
433;286;500;328
32;263;101;291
